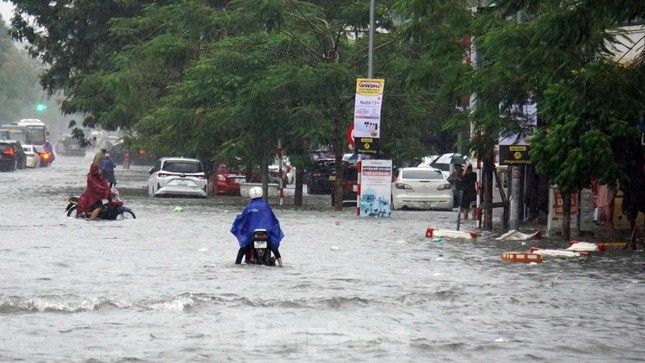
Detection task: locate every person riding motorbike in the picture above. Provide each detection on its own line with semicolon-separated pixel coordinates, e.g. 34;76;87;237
231;186;284;266
44;140;55;164
76;163;112;220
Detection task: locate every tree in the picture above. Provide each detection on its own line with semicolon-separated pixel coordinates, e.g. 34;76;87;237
0;19;44;121
532;61;645;239
7;0;444;207
395;0;645;236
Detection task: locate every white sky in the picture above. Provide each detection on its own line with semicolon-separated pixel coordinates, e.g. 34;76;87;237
0;2;14;23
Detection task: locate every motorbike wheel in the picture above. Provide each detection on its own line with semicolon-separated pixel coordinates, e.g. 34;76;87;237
66;205;78;218
116;210;136;220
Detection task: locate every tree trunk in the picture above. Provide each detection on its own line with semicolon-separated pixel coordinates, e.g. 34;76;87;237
294;169;304;206
561;191;571;241
260;146;269;201
333;104;345;211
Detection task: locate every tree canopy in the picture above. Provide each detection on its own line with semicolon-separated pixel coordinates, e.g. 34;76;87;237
3;0;644;224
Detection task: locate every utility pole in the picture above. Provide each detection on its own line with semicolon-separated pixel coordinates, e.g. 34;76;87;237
368;0;375;78
509;10;524;231
356;0;376;215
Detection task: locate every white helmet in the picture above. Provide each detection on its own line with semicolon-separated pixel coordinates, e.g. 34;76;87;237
248;186;263;199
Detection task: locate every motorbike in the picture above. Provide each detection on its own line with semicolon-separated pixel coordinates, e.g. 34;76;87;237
38;151;53;167
239;229;276;266
65;191;136;220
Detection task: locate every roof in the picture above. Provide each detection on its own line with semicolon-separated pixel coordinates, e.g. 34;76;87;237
158;157;201;163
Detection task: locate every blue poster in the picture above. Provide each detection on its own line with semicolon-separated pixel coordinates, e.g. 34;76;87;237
360;160;392;218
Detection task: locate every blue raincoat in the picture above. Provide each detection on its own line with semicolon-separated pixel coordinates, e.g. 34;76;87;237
230;198;284;248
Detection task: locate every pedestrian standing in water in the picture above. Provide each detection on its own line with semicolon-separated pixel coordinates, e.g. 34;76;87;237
123;150;132;169
460;164;477;220
93;148;107;170
101;153;117;188
448;164;464;209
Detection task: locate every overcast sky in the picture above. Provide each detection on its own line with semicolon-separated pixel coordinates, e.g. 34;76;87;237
0;2;14;23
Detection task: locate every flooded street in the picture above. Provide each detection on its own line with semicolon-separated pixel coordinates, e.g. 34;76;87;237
1;155;644;362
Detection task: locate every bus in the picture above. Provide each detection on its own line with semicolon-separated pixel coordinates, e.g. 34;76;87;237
1;119;51;165
1;119;49;148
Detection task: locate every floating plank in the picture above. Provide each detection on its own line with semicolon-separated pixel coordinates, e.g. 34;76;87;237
425;228;477;239
501;252;543;263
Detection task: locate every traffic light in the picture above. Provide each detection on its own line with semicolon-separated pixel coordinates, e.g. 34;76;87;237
36;103;47;112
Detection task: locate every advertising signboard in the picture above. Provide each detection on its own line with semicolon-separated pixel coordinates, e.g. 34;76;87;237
499;102;537;165
359;159;392;218
353;78;384;155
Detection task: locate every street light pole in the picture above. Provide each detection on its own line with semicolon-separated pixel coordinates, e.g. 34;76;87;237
357;0;376;216
368;0;375;78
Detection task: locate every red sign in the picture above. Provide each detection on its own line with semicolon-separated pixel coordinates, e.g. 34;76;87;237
346;124;355;147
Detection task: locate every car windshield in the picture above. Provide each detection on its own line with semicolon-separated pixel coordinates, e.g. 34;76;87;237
163;161;203;173
401;168;444;180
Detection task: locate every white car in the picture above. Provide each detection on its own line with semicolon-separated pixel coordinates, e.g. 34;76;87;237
22;144;41;168
269;157;295;185
391;167;453;210
147;157;208;198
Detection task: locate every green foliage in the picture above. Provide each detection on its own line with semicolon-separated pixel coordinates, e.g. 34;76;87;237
531;60;645;193
0;20;44;121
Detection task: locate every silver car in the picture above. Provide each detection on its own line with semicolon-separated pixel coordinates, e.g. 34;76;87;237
391;167;453;210
22;144;41;168
147;157;207;198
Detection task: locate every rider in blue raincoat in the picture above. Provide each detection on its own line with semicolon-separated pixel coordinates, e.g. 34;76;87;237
231;186;284;266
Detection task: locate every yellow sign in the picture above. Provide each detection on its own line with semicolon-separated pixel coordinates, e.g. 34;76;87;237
356;79;384;96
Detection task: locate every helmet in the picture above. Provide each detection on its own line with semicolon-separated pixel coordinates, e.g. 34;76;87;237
248;186;263;199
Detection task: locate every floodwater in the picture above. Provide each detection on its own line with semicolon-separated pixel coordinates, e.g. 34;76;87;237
1;155;644;363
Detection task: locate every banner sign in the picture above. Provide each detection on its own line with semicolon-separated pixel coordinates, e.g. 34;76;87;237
359;159;392;218
499;102;537;165
552;188;578;215
354;137;379;155
353;78;384;139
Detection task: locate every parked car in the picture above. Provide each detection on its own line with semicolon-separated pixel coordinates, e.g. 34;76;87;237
416;155;440;167
305;158;336;194
391;167;453;210
209;162;247;196
342;152;371;165
330;163;359;207
56;135;86;157
269;157;295;185
147;157;208;198
107;138;154;166
22;144;41;168
0;140;27;171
